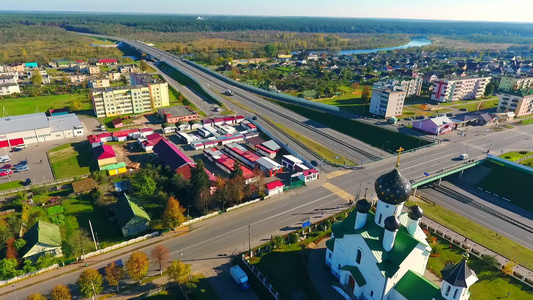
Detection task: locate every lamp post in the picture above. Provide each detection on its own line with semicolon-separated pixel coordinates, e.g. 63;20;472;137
12;284;18;300
381;140;389;155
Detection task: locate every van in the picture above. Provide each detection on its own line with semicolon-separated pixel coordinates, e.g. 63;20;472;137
459;153;469;160
15;165;29;172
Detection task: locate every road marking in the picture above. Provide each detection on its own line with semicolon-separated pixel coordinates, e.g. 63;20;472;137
323;182;352;201
472;211;487;219
325;169;353;179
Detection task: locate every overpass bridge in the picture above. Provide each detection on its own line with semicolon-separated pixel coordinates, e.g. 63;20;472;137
411;157;486;190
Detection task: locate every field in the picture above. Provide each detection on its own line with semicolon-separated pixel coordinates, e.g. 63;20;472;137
0;181;24;191
47;142;97;179
453;99;499;112
406;199;533;270
86;37;116;45
0;94;92;116
476;161;533;211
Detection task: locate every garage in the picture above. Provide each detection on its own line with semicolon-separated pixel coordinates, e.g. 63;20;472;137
8;138;24;146
0;140;8;148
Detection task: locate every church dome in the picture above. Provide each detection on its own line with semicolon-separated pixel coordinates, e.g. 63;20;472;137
374;168;412;205
408;205;424;220
355;199;372;213
384;216;401;231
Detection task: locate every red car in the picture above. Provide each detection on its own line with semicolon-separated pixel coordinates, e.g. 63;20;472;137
2;164;12;169
0;169;13;176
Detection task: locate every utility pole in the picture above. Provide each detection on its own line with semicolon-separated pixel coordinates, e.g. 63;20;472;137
248;225;252;257
89;220;97;250
12;284;18;300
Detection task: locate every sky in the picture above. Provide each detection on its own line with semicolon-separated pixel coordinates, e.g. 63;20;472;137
4;0;533;23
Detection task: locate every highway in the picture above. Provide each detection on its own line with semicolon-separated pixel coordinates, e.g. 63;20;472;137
2;121;533;299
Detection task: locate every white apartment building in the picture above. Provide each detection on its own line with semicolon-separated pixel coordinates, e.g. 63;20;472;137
130;73;169;109
498;75;533;91
0;74;18;85
369;83;406;118
88;79;111;88
0;83;21;96
497;89;533;117
431;77;491;102
399;77;423;97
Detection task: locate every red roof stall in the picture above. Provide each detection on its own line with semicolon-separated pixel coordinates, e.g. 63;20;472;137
235;116;245;123
265;180;285;196
223;117;236;124
213;118;225;126
298;168;319;183
224;142;261;168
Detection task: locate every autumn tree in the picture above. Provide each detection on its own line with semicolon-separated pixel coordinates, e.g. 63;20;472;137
502;260;517;275
50;284;72;300
30;72;43;86
105;262;124;292
77;268;103;299
166;260;191;283
126;251;150;283
151;245;170;275
361;85;372;103
26;293;46;300
140;60;149;72
190;160;211;213
162;197;186;229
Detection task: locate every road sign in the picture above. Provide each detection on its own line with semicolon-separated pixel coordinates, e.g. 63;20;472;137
302;221;311;228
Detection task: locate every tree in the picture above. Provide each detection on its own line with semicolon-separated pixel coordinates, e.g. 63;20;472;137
361;85;372;103
230;161;243;179
0;258;21;280
22;260;36;273
484;82;495;97
50;284;72;300
13;238;26;251
151;245;170;275
26;293;46;300
126;251;150;283
477;255;499;270
162;197;187;229
36;254;56;269
105;262;124;292
264;44;278;57
226;178;244;206
190;160;211;213
271;235;285;249
502;260;517;275
77;268;103;299
166;260;191;283
31;72;43;86
140;60;149;72
131;171;157;201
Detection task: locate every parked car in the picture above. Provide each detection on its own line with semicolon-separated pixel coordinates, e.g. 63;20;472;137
404;117;413;121
459;108;468;111
310;160;318;166
15;165;29;172
415;116;425;120
15;160;27;167
2;164;12;170
25;178;32;186
0;156;11;163
10;148;22;152
446;113;455;117
15;144;26;149
0;170;13;176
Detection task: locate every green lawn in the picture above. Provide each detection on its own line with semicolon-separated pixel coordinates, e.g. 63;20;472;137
0;93;92;116
499;151;533;165
477;161;533;211
87;37;116;45
453;99;499;112
0;181;24;191
406;200;533;270
426;237;532;299
146;274;218;300
316;97;367;115
48;141;97;179
274;101;431;152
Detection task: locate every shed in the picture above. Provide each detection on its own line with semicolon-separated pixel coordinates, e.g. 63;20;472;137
266;180;284;196
111;118;124;128
113;194;151;237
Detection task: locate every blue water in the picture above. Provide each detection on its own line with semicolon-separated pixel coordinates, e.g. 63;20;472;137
290;38;432;56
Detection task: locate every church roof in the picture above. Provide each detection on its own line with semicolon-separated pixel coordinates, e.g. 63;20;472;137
441;255;478;288
331;210;421;278
394;270;445;300
374;168;412;205
340;265;366;287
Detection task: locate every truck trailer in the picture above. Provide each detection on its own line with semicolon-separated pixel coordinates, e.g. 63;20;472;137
229;265;250;290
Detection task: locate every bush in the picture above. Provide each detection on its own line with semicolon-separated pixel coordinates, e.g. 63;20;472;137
322;220;332;228
91;171;108;184
288;233;298;244
50;214;65;226
47;205;64;216
29;186;47;196
317;224;325;232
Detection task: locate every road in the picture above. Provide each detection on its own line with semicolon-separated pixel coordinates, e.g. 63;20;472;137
3;121;533;299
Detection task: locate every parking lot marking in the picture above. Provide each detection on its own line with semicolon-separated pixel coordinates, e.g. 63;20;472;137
323;182;352;201
325;169;353;180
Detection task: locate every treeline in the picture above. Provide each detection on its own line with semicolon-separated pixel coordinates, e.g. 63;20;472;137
3;13;533;38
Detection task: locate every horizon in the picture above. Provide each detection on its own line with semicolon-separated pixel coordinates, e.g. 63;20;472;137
3;0;533;23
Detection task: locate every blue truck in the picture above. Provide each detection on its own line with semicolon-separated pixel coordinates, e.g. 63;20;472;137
230;265;250;290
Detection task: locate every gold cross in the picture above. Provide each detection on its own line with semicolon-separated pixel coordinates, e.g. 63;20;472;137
396;147;404;168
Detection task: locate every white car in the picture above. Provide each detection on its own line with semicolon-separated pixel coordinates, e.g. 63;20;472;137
15;165;29;172
0;156;11;163
16;144;27;149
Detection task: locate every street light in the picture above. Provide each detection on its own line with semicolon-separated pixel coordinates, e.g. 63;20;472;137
12;284;18;300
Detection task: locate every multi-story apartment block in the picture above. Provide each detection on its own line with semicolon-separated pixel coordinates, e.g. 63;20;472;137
129;73;169;109
369;83;406;118
431;76;491;102
376;78;423;98
91;75;169;118
498;75;533;91
497;89;533;117
88;79;110;88
0;74;17;85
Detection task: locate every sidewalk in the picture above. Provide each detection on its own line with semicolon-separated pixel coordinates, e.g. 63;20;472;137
307;240;345;300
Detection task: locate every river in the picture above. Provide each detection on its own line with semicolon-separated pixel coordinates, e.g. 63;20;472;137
290;38;432;56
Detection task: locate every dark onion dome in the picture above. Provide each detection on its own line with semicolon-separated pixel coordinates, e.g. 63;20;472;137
374;168;412;205
355;199;372;213
408;205;424;220
384;216;401;231
441;253;475;288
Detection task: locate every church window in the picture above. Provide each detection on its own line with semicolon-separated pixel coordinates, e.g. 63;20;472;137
453;289;459;299
370;290;374;297
328;252;332;259
378;214;383;224
356;249;362;264
445;285;451;296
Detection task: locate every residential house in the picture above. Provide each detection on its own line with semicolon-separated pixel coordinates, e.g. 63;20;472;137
22;221;62;260
157;106;199;123
93;144;118;168
97;59;118;65
0;74;17;85
89;79;111;88
412;116;455;135
0;83;21;96
70;74;88;84
298;169;319;183
113;194;151;237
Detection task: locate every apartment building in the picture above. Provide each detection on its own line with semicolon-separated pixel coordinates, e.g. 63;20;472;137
369;83;406;118
498;75;533;91
88;79;110;88
130;73;169;109
431;77;491;102
376;78;423;98
497;89;533;117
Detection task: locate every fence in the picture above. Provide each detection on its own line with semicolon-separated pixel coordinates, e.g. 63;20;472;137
241;257;281;300
177;211;220;229
226;198;261;212
516;154;533;163
79;232;159;260
0;264;59;287
0;174;90;197
182;59;340;113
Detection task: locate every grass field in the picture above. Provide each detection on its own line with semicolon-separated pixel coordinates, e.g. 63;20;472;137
500;151;533;167
454;99;499;112
48;141;97;179
274;101;431;151
476;161;533;211
406;199;533;270
426;237;532;299
0;93;92;116
0;181;24;191
86;37;116;45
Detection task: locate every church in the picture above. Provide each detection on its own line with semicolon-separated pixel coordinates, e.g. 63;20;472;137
324;155;478;300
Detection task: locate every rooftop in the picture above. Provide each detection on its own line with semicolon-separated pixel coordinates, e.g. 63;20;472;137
113;194;151;229
130;73;165;85
48;114;84;132
22;221;62;258
0;113;50;135
394;270;444;300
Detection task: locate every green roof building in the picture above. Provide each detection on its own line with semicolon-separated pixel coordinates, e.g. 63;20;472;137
113;194;151;238
22;221;62;260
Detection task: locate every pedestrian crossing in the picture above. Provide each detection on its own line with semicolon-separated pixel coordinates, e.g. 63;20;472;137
325;169;353;179
323;182;352;201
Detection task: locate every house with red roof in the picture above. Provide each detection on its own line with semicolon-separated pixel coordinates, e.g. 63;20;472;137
153;139;193;171
298;168;319;183
93;144;117;168
97;59;118;65
266;180;284;196
111;117;123;128
87;135;102;148
235;116;245;123
139;133;165;152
